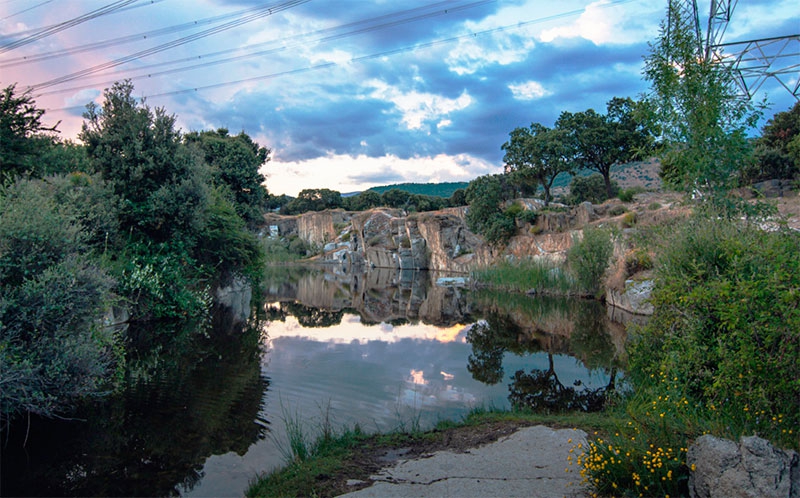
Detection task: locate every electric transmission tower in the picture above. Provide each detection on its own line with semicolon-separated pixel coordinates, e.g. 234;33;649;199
669;0;799;100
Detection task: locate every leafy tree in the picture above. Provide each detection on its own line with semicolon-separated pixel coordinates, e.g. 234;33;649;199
557;97;651;199
0;84;60;179
281;188;343;214
265;193;292;211
343;190;381;211
449;188;466;207
79;80;209;243
743;102;800;183
642;2;762;205
567;173;619;205
465;174;515;245
502;123;574;205
185;128;270;226
380;188;411;209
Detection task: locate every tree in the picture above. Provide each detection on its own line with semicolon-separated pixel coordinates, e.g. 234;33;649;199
281;188;342;214
79;81;208;243
344;190;381;211
642;2;762;205
567;173;619;205
744;102;800;183
465;174;515;245
185;128;270;226
0;84;60;179
557;97;651;199
502;123;574;205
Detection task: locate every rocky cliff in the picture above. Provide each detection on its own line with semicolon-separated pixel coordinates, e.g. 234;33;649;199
261;195;687;316
263;201;599;274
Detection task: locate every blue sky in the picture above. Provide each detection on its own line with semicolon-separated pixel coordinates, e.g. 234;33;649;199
1;0;798;195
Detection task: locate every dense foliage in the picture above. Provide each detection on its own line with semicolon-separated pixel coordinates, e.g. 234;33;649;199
0;81;268;420
629;217;800;446
743;102;800;184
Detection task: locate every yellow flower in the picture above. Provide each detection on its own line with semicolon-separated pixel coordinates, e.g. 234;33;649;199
691;463;697;471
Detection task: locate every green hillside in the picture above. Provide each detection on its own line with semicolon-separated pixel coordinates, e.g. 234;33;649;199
368;182;468;198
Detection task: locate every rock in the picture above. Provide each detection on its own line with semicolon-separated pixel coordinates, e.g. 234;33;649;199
688;434;799;498
605;279;654;315
435;277;468;287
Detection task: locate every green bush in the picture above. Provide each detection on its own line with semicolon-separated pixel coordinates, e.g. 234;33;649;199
0;179;119;420
608;205;628;216
618;186;645;202
567;226;613;297
567;174;619;205
647;201;662;210
621;211;637;227
628;216;800;449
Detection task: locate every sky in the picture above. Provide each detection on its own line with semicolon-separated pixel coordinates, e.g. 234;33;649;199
1;0;798;196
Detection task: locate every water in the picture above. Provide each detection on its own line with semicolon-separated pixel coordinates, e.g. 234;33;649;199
1;266;629;497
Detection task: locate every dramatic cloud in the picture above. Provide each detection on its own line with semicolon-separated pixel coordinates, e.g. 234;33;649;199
1;0;796;195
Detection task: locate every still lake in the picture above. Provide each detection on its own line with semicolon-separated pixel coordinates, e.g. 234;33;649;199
2;266;631;497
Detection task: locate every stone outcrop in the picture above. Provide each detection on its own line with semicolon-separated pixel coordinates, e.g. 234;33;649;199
687;434;799;498
261;197;676;289
605;279;654;315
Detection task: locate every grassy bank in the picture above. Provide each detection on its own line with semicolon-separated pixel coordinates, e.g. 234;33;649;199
471;225;614;298
245;407;624;498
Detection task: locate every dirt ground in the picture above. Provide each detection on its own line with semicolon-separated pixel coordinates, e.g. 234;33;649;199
322;421;536;497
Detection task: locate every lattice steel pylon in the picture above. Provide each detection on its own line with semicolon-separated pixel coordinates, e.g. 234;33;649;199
670;0;799;100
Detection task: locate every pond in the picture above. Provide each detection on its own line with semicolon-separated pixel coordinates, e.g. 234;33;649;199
1;266;633;497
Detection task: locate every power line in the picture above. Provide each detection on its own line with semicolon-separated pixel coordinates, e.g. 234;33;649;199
34;0;495;97
46;0;639;112
0;1;141;54
1;0;164;40
0;0;53;22
27;0;310;91
0;1;291;68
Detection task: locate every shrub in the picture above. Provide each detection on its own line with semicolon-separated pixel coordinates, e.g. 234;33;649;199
567;226;613;297
628;216;800;450
608;205;628;217
647;201;662;210
618;188;635;202
621;211;637;227
624;248;653;275
517;210;538;224
618;186;645;202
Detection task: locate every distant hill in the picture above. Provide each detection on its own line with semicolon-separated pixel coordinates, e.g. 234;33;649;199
368;182;469;198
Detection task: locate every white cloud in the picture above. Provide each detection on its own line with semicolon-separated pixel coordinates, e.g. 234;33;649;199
508;81;550;100
365;80;472;130
446;34;535;76
540;1;619;44
538;0;661;45
262;153;497;196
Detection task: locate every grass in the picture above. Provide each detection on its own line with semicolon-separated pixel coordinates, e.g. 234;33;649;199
245;406;625;498
471;258;574;294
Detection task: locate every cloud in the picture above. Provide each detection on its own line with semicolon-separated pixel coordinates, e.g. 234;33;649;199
365;79;473;131
508;80;550;100
264;153;498;196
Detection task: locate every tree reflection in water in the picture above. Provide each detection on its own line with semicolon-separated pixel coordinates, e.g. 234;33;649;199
466;293;622;413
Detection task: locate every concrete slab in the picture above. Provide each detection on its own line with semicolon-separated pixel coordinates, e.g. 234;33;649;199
339;425;590;497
